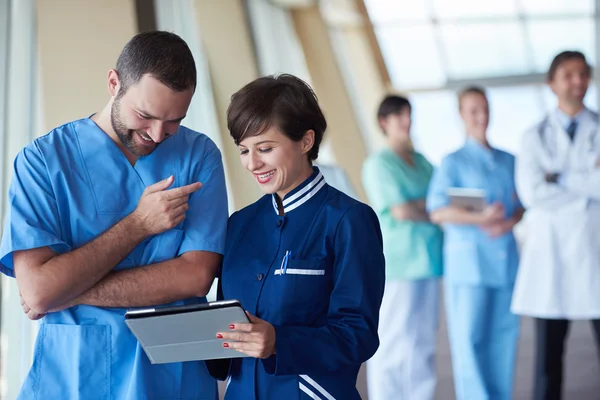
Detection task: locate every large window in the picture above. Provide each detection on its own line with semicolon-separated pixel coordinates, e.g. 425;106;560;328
364;0;598;164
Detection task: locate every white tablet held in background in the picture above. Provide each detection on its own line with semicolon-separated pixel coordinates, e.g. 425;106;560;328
125;300;250;364
447;187;487;212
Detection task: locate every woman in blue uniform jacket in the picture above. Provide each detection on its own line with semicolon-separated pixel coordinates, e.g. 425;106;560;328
207;74;386;399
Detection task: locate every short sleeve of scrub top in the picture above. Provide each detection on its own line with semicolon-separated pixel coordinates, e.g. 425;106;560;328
362;156;409;214
0;144;71;277
426;156;456;213
176;139;228;256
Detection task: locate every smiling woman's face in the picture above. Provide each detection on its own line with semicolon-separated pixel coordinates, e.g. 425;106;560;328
238;126;314;199
459;92;489;141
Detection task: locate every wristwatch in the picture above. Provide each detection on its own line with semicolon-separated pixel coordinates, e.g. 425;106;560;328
545;172;560;183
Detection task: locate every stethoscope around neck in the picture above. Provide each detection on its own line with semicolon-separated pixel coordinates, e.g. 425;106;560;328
537;114;598;158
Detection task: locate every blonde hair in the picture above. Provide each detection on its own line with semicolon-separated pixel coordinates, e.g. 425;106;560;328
457;86;487;110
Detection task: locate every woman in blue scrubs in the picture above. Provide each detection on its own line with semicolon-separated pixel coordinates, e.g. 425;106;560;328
208;74;386;399
427;87;524;400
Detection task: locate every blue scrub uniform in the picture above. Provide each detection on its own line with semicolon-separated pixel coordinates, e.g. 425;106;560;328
0;118;228;399
211;168;385;400
427;139;520;400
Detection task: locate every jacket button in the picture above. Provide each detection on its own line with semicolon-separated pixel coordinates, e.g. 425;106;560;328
276;220;282;227
257;273;264;281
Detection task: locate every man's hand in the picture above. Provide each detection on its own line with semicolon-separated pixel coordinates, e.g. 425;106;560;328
217;312;277;359
130;176;202;236
20;290;45;320
14;177;203;314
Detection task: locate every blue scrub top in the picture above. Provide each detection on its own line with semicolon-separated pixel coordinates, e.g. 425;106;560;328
426;139;521;288
0;118;228;399
214;168;385;400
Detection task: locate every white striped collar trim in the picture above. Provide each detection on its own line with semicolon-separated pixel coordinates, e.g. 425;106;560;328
271;172;326;215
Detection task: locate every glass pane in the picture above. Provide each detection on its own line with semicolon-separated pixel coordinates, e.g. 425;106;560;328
363;0;429;24
376;25;446;89
526;18;595;73
486;86;546;155
521;0;593;15
441;22;529;79
409;91;463;166
541;84;598;110
433;0;518;19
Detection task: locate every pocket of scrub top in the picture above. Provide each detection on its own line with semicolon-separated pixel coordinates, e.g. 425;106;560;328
140;228;184;264
274;258;331;320
32;324;110;399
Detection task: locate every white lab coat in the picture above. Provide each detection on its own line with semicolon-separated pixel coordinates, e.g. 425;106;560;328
512;108;600;319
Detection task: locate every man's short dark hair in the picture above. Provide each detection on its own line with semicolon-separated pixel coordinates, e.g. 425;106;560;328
115;31;196;96
227;74;327;162
547;51;592;81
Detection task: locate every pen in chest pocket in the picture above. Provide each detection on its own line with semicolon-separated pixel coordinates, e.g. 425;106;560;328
278;250;292;275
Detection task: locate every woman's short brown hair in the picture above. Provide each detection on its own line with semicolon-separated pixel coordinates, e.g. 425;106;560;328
227;74;327;162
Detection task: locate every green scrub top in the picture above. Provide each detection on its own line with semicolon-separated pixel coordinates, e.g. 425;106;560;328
362;148;443;280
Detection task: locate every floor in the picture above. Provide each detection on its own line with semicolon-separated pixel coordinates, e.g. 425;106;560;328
429;315;600;400
218;309;600;399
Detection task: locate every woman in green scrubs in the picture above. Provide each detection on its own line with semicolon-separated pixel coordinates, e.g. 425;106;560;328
363;95;443;400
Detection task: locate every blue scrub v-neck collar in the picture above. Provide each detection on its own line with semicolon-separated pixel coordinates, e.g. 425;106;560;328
271;167;327;215
79;117;149;180
78;116;178;183
76;117;178;214
464;137;496;163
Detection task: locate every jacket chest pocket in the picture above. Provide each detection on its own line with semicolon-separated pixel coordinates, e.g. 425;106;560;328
273;257;332;321
575;140;600;171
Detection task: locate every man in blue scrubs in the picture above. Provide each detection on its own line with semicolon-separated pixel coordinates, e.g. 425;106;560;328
0;31;228;399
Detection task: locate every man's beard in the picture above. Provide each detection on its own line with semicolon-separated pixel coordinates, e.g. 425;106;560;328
110;98;156;157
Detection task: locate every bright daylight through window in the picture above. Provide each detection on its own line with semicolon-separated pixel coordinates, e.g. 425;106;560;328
364;0;598;164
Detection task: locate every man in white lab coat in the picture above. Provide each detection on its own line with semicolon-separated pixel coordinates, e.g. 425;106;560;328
513;50;600;400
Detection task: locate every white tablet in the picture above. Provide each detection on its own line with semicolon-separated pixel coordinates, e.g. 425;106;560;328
447;187;486;212
125;300;250;364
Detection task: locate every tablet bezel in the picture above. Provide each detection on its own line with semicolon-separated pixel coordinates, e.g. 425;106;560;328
447;187;486;212
125;299;247;320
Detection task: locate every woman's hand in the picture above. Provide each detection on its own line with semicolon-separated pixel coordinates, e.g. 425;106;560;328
482;219;512;238
217;311;276;359
479;203;505;225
